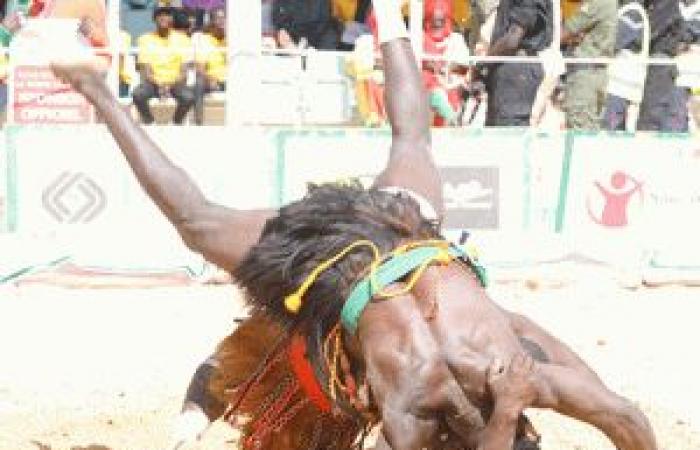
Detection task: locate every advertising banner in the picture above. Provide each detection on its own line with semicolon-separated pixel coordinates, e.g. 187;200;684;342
7;19;97;125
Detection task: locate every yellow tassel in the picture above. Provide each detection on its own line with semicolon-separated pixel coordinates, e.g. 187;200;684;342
283;240;382;314
285;293;303;313
284;239;454;314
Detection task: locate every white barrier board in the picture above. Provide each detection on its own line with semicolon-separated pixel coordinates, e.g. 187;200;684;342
563;134;698;267
280;129;539;264
8;126;276;269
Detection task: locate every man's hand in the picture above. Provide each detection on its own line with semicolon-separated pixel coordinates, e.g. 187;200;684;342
487;353;538;414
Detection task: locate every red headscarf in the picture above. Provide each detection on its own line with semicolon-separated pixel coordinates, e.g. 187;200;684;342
424;0;453;45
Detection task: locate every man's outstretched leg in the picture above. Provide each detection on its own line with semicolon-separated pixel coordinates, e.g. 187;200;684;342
370;0;444;222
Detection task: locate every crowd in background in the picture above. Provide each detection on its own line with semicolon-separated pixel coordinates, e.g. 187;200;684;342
118;4;227;126
2;0;700;130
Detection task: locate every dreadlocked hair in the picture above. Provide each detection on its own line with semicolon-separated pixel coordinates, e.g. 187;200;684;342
234;181;441;395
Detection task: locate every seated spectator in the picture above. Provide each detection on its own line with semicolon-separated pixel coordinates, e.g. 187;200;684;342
193;6;225;125
273;0;341;50
422;0;471;126
133;6;195;125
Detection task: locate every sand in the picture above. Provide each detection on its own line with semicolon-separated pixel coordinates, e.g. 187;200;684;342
0;268;698;450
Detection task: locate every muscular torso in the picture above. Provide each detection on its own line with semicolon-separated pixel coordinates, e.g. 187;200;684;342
356;261;523;444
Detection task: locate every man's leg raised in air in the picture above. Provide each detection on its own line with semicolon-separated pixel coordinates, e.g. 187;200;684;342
370;0;444;222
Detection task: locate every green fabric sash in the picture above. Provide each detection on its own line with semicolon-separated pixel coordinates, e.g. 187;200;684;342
341;244;487;334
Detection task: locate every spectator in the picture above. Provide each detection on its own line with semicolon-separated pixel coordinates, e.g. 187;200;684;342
193;6;225;125
173;6;198;35
483;0;554;126
636;0;689;132
422;0;471;126
346;30;385;126
133;6;195;125
273;0;341;50
561;0;617;130
601;1;646;131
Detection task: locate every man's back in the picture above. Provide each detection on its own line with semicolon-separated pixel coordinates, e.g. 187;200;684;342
358;262;522;406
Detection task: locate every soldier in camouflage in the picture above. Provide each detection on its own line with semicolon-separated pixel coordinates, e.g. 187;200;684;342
561;0;618;130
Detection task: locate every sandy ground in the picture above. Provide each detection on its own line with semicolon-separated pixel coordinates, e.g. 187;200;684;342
1;268;699;450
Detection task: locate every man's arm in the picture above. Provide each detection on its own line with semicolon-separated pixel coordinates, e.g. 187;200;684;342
50;61;273;272
370;0;444;220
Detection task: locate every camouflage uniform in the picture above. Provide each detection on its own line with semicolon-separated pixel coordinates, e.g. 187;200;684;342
563;0;617;130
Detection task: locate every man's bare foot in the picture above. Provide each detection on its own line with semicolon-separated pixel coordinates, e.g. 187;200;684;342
49;57;106;94
487;353;538;413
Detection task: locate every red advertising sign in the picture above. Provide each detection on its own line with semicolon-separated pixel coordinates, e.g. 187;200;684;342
10;65;93;124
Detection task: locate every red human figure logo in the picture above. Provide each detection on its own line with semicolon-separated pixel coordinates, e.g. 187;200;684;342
587;171;644;228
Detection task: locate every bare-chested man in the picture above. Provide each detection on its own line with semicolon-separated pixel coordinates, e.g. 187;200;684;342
50;0;657;448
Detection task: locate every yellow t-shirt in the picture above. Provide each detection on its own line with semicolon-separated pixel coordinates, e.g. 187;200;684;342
120;31;132;84
196;33;227;84
137;31;192;85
